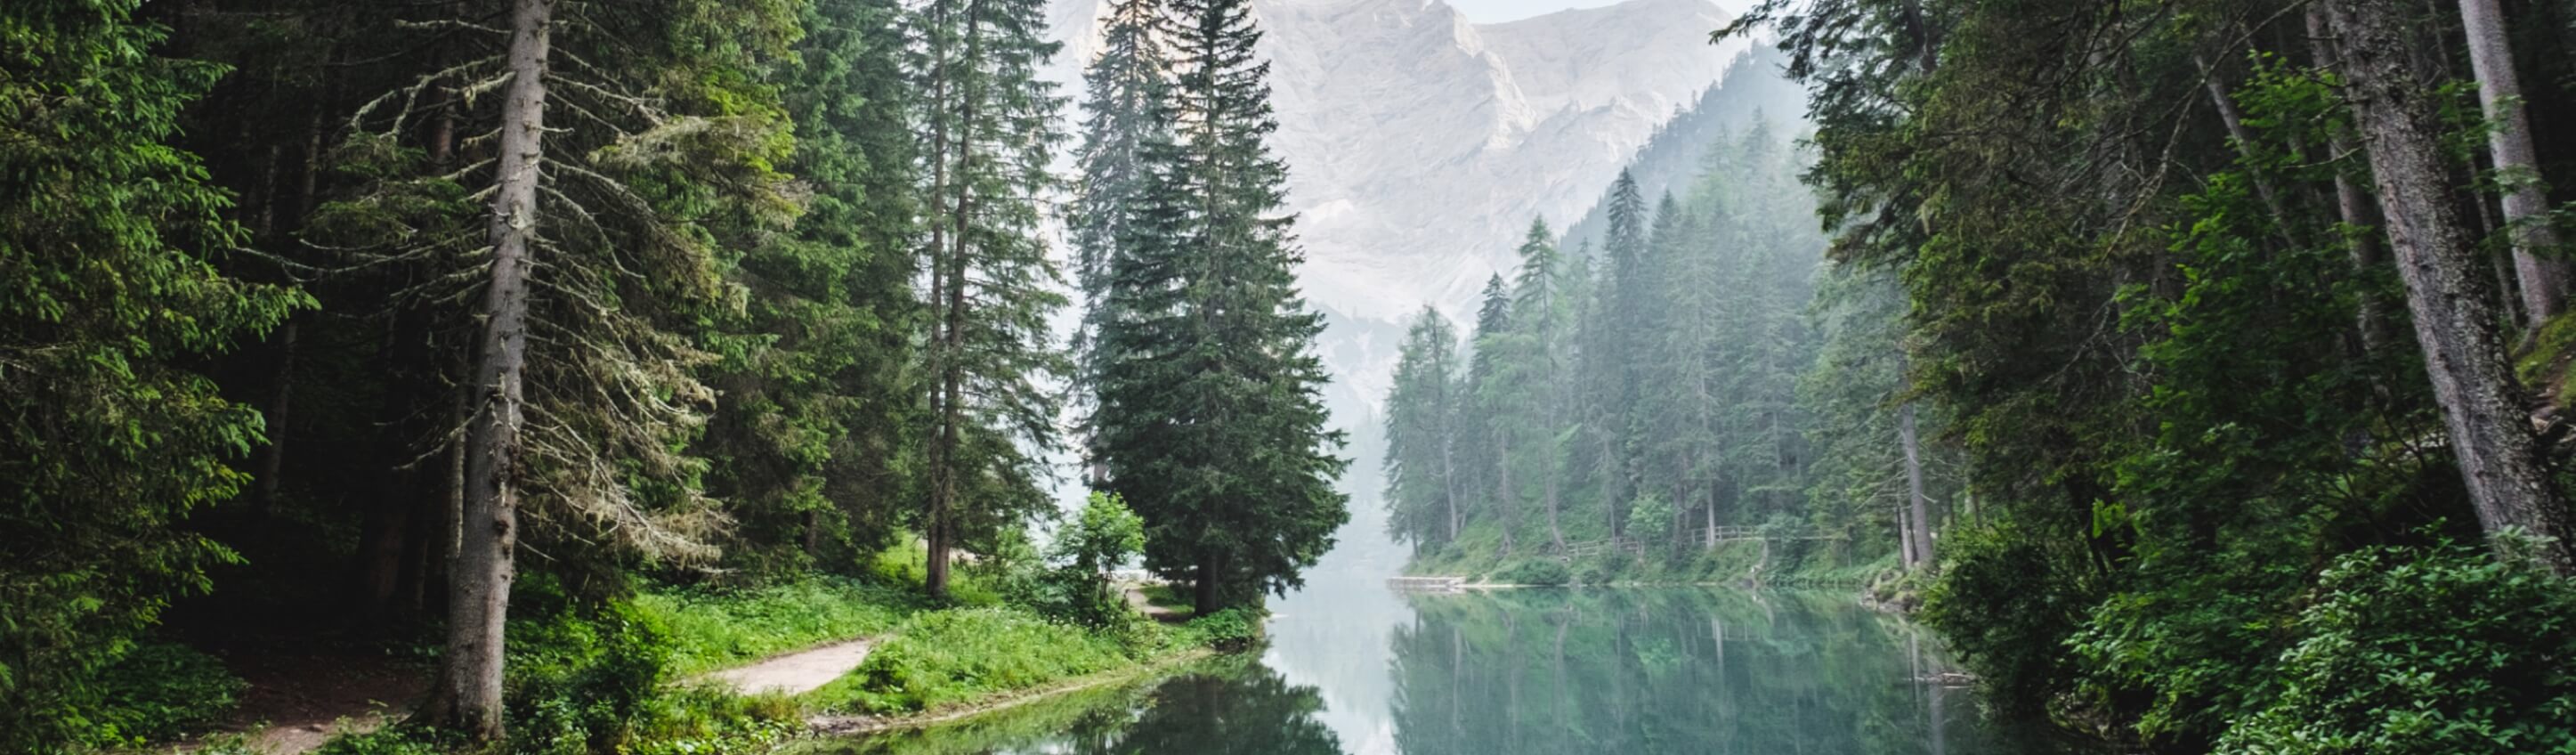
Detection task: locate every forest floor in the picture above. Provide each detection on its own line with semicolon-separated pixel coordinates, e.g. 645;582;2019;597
167;646;424;754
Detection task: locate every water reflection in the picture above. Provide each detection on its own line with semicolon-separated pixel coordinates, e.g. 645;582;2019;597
811;588;2054;755
804;655;1341;755
1381;589;2002;755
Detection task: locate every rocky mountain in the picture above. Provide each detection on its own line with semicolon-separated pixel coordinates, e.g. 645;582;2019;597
1046;0;1755;418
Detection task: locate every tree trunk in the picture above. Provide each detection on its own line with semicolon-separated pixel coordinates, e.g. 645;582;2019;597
1495;434;1515;556
2459;0;2567;325
2328;0;2576;573
1194;554;1219;615
421;0;550;738
2196;54;2291;231
1899;402;1936;567
2305;7;2395;357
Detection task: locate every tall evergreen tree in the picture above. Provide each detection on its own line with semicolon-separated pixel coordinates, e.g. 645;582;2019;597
1385;306;1465;550
1095;0;1348;613
909;0;1072;597
702;0;924;573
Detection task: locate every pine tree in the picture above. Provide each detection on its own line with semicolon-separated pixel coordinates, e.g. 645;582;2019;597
1070;0;1173;393
910;0;1072;597
702;0;924;573
1385;306;1465;550
315;0;802;735
0;2;308;743
1095;0;1347;613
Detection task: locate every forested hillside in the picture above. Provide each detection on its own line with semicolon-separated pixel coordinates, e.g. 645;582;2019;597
1;0;1335;751
1387;0;2576;751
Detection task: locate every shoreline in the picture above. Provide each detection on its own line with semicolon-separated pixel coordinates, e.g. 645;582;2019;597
802;647;1219;738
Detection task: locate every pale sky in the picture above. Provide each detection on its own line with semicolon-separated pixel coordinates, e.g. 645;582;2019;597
1445;0;1632;22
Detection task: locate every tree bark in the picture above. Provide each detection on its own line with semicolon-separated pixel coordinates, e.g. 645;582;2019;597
421;0;550;738
2459;0;2568;325
1899;402;1936;567
2328;0;2576;573
2305;7;2398;357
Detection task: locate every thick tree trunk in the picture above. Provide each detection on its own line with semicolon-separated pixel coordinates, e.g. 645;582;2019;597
1439;439;1460;543
421;0;550;738
2329;0;2576;573
1899;402;1936;567
2459;0;2568;325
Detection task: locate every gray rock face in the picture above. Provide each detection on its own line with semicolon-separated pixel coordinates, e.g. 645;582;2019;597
1045;0;1746;415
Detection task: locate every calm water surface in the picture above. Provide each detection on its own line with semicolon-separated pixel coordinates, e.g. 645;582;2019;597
812;577;2067;755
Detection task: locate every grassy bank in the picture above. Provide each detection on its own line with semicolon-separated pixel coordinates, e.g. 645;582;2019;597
189;540;1250;755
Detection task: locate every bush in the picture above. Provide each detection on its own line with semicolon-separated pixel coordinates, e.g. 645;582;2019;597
1919;524;2089;718
1181;607;1262;651
503;596;678;755
1490;559;1571;586
2216;542;2576;754
92;641;248;744
820;606;1134;713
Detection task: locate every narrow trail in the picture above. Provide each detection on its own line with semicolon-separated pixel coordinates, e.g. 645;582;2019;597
696;638;877;696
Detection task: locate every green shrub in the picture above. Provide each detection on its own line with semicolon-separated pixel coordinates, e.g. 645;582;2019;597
1181;607;1262;651
310;728;446;755
2216;542;2576;754
503;596;678;755
92;641;248;744
1919;524;2089;718
820;607;1134;713
1490;559;1570;586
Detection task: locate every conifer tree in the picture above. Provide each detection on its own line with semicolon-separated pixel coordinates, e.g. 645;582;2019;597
1094;0;1347;613
702;0;924;572
910;0;1072;597
1385;306;1465;550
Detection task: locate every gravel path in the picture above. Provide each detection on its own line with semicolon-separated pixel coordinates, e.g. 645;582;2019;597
697;638;877;696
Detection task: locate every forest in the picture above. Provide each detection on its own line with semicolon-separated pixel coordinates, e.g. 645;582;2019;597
1380;0;2576;751
4;0;1340;751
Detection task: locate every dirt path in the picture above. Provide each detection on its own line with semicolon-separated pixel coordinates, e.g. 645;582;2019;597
166;650;423;754
697;638;876;696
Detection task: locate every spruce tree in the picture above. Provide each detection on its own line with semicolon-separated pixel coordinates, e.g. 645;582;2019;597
1069;0;1175;487
1385;306;1465;550
1095;0;1348;613
910;0;1071;597
702;0;924;573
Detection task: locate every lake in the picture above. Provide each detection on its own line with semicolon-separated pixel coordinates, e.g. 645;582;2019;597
805;579;2070;754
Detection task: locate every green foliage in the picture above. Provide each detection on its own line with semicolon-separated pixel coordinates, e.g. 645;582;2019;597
1179;608;1262;651
1;1;306;749
309;729;447;755
92;642;248;744
1919;524;2087;718
1054;492;1146;577
821;607;1137;713
1489;560;1572;587
2214;542;2576;753
502;597;680;754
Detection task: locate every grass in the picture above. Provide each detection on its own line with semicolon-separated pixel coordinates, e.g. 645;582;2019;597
636;577;922;676
806;606;1142;714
